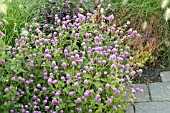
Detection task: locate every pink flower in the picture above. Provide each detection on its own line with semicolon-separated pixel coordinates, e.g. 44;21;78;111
62;62;66;70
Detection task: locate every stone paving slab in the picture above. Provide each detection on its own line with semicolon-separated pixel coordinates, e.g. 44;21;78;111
126;105;134;113
134;84;150;102
149;82;170;101
135;102;170;113
160;71;170;82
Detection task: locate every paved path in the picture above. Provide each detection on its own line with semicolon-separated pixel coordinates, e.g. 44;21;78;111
126;71;170;113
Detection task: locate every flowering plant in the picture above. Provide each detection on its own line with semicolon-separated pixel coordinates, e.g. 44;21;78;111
0;5;143;113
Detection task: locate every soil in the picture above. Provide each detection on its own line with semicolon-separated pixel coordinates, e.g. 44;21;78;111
133;61;170;84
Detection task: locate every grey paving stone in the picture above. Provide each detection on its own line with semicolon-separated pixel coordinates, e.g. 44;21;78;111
126;105;134;113
134;84;150;102
149;82;170;101
160;71;170;82
135;102;170;113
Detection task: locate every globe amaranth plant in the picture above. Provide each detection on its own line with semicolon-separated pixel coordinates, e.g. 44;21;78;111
0;3;143;113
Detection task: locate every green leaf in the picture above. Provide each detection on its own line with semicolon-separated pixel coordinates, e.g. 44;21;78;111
84;74;91;79
91;106;97;109
10;65;16;70
94;82;100;88
68;103;75;107
110;84;115;89
0;38;6;60
95;107;102;113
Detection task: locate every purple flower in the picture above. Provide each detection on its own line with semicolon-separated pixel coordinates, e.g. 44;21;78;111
102;60;106;65
117;57;123;62
66;15;70;20
94;30;98;34
0;22;3;26
55;92;60;96
42;87;47;92
33;95;37;99
129;100;133;104
69;91;75;96
72;61;77;66
98;88;102;92
45;106;49;110
117;105;121;108
50;91;55;95
84;80;88;85
55;106;59;109
62;62;66;70
107;98;112;104
36;84;41;88
30;63;34;68
136;33;140;37
120;30;123;35
4;88;9;93
113;106;117;110
109;55;116;60
84;91;89;97
108;14;114;20
52;80;58;84
111;64;115;69
52;99;57;105
85;33;90;38
53;32;57;37
52;61;56;67
33;88;38;92
54;66;58;71
131;71;136;76
133;30;137;35
76;98;81;103
89;67;94;71
61;76;65;81
62;25;67;30
10;110;14;113
45;54;52;59
37;98;41;102
105;83;110;89
1;59;5;65
75;54;79;59
75;33;79;39
100;0;104;3
48;78;52;84
88;109;92;112
112;48;118;53
140;89;144;93
76;108;82;112
138;69;143;74
129;57;133;60
66;74;70;78
116;90;120;95
11;77;15;81
74;82;79;88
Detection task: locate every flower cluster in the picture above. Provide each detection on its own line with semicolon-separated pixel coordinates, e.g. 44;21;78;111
0;5;143;112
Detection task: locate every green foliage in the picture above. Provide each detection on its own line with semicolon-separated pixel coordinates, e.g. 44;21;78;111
0;8;143;112
0;0;45;46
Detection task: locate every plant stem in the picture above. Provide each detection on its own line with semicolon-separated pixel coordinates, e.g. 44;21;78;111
168;42;170;67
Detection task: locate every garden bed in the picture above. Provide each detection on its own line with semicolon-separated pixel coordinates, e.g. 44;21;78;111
133;61;170;84
0;0;170;112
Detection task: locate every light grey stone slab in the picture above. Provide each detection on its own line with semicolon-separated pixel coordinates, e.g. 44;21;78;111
135;102;170;113
126;105;134;113
134;84;150;102
160;71;170;82
149;82;170;101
